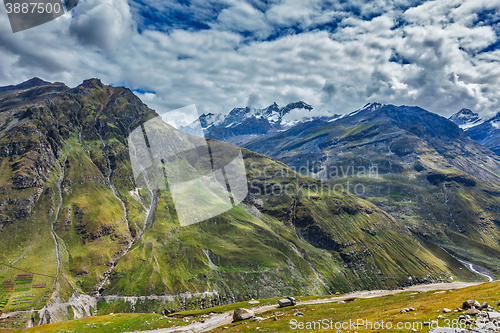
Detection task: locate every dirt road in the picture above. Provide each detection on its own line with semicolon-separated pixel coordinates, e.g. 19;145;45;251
129;281;481;333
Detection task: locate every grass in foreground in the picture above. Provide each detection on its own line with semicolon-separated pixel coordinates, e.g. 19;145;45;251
20;313;184;333
212;282;500;333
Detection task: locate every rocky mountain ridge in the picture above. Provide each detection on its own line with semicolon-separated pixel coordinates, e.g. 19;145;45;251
179;101;339;145
449;108;485;130
0;77;51;94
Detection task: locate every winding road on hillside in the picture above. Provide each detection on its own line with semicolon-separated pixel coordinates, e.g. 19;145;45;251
129;282;481;333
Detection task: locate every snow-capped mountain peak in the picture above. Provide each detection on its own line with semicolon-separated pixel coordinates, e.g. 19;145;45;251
449;108;484;130
261;102;280;116
488;111;500;129
183;101;319;132
178;101;337;143
347;102;385;117
199;113;224;128
178;112;224;136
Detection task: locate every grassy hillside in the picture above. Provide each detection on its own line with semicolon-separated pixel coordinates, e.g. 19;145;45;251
103;148;469;304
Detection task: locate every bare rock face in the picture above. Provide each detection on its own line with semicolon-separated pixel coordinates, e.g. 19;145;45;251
0;122;58;227
233;308;255;322
38;293;97;325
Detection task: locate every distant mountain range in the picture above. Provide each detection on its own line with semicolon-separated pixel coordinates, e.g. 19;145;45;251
182;103;500;157
244;102;500;279
179;102;500;282
448;108;500;155
179;101;339;145
463;112;500;156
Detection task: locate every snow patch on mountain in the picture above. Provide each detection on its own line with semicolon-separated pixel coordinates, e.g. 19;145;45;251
449;108;484;130
348;102;385;117
179;101;338;137
202;113;224;127
179;112;224;136
281;105;335;129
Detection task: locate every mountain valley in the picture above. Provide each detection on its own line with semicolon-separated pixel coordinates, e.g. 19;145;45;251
0;79;481;330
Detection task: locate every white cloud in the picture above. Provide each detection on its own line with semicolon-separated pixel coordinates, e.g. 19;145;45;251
216;0;270;37
0;0;499;125
69;0;135;55
266;0;321;27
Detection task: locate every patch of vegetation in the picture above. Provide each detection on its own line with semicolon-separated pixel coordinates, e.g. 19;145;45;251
20;313;186;333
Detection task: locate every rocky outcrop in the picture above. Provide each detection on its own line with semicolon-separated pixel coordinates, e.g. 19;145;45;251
0;123;57;226
38;293;96;325
432;299;499;333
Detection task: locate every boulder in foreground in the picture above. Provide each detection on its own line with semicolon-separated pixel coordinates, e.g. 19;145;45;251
233;308;255;322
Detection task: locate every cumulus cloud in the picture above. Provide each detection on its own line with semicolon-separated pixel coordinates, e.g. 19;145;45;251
247;92;262;109
69;0;135;55
216;0;270;35
0;0;500;126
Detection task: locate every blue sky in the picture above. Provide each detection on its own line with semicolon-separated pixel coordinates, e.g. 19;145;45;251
0;0;499;127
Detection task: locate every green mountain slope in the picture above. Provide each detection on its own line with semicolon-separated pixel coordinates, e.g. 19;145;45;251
0;83;477;329
244;103;500;278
